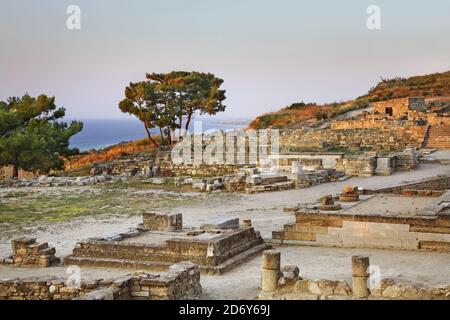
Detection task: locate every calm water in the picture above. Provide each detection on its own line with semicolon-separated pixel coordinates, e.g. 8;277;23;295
69;118;248;151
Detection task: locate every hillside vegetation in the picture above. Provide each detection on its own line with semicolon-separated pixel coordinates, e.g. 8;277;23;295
249;70;450;129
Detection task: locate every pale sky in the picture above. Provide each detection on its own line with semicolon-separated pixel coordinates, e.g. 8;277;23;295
1;0;449;119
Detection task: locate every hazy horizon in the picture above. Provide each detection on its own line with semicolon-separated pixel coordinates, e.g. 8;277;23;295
1;0;450;120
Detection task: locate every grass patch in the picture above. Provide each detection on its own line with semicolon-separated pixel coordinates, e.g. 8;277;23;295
0;183;204;224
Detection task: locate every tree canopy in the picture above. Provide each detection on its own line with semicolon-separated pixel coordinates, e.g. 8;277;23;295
119;71;226;145
0;94;83;177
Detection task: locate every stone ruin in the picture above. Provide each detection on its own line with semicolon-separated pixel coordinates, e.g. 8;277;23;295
0;262;201;300
339;185;360;202
273;178;450;252
64;213;270;275
141;213;183;231
1;238;60;267
319;195;342;211
258;250;450;300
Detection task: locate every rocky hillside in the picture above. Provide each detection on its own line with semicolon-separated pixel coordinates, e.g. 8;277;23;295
249;70;450;129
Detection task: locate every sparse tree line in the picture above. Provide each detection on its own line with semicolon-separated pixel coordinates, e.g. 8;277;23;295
0;70;226;177
118;71;226;146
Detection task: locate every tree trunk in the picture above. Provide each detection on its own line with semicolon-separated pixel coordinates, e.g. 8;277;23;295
178;114;183;141
167;126;172;145
12;165;19;179
185;110;193;132
144;124;159;147
159;127;165;145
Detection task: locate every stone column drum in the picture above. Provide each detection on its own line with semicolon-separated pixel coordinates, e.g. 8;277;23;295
261;250;281;292
351;255;370;298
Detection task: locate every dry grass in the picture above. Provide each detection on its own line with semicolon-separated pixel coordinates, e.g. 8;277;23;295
249;70;450;129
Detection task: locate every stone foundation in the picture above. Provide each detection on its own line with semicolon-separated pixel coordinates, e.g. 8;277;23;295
273;191;450;252
65;216;270;275
0;262;201;300
2;238;60;267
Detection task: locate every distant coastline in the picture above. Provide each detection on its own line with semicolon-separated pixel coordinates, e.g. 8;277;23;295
69;117;249;152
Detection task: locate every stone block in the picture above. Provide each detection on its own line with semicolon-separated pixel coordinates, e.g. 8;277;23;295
397;231;418;240
142;213;183;231
375;157;394;176
131;291;150;297
365;222;410;232
283;231;316;241
352;256;369;277
342;221;367;230
339;229;369;238
327;227;343;235
281;265;299;281
200;218;239;230
192;182;206;190
352;276;369;298
262;250;281;270
261;269;280;292
294;226;328;234
315;234;342;245
417;233;445;242
246;175;262;185
401;240;419;250
365;229;399;239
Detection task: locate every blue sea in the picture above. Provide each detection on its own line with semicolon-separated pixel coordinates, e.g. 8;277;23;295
69;117;249;152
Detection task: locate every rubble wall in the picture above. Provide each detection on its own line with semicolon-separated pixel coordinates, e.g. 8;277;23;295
0;262;201;300
279;126;426;152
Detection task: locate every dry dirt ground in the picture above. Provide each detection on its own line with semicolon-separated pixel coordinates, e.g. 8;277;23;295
0;162;449;299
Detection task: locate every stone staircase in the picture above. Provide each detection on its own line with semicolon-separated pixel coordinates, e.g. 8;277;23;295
423;125;450;149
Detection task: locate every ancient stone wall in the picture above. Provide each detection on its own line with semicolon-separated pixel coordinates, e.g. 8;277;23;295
0;166;37;180
427;114;450;126
273;210;450;252
1;238;60;267
371;175;450;194
0;276;97;300
372;97;412;117
335;156;376;177
0;262;201;300
279;126;426;152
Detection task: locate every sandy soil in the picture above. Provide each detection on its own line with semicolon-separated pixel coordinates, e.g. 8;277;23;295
0;162;449;299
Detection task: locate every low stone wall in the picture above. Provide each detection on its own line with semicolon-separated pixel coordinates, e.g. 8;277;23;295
371;175;450;194
273;211;450;252
335;156;376;177
0;276;98;300
2;238;60;267
0;262;201;300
